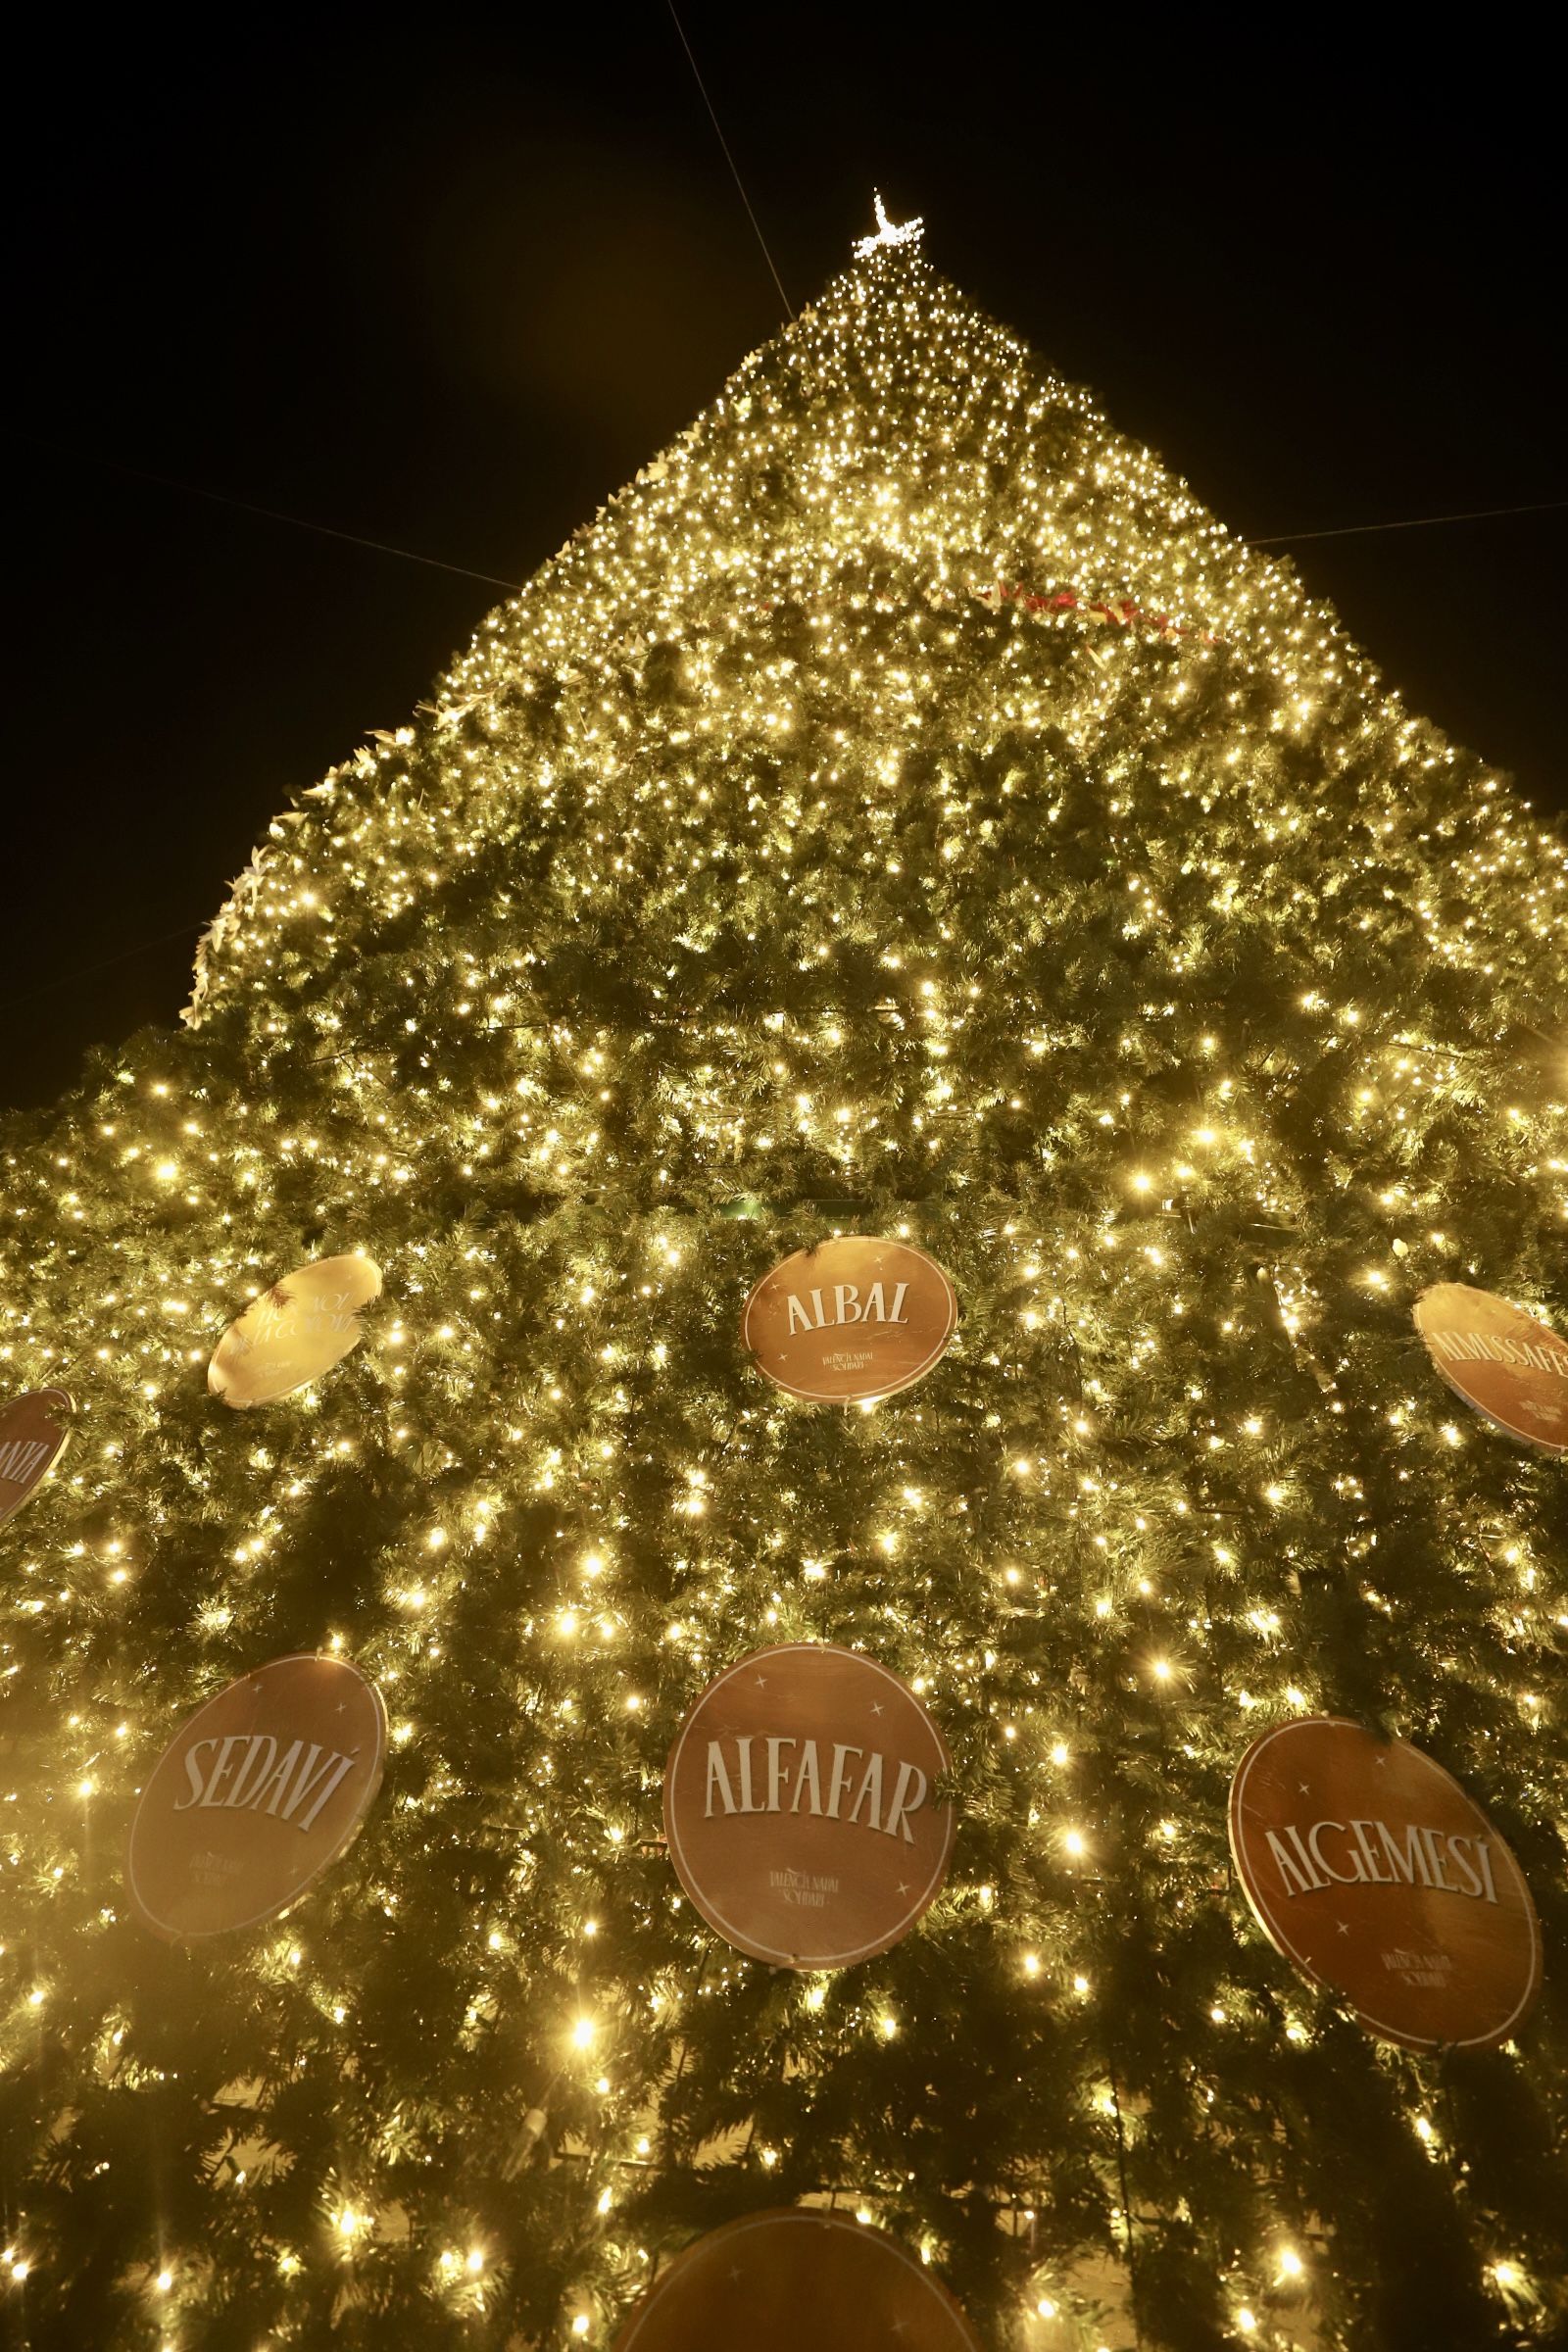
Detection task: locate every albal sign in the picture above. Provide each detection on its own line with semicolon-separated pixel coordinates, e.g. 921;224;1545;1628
743;1237;958;1404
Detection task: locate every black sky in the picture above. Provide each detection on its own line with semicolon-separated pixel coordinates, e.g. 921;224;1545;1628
9;13;1562;1110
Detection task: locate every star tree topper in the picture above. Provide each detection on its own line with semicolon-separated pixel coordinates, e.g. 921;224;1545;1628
855;190;924;257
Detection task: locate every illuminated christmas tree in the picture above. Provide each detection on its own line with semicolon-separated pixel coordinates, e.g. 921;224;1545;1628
2;213;1564;2352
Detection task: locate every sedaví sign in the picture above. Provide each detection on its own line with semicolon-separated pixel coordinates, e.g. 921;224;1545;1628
611;2207;983;2352
126;1652;386;1938
0;1388;74;1527
743;1236;956;1403
1228;1716;1542;2051
663;1642;955;1970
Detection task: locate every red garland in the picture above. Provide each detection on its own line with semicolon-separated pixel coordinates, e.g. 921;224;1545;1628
977;580;1220;644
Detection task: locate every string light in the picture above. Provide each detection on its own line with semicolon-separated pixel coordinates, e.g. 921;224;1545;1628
1;221;1561;2352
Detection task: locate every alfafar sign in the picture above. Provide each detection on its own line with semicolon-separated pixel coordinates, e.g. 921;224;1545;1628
612;2208;983;2352
1228;1716;1542;2052
743;1236;956;1404
126;1652;386;1938
663;1642;955;1969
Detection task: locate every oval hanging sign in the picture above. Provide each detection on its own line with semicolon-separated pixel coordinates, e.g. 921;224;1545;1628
0;1387;74;1527
209;1252;382;1409
612;2208;984;2352
663;1642;955;1971
743;1237;956;1404
126;1652;386;1939
1412;1282;1567;1455
1228;1716;1542;2052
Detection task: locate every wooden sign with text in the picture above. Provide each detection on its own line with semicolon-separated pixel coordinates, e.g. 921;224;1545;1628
1229;1716;1542;2052
743;1237;956;1403
0;1388;74;1528
126;1653;386;1938
209;1253;382;1409
1412;1282;1567;1455
663;1642;954;1971
612;2208;983;2352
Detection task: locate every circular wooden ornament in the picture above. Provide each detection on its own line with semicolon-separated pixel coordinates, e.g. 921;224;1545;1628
1412;1282;1566;1455
209;1253;382;1408
743;1237;957;1404
612;2208;983;2352
1228;1716;1542;2052
0;1387;74;1528
126;1653;386;1939
663;1643;955;1971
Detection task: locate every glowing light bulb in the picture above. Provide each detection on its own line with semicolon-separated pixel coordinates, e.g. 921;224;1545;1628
854;191;924;256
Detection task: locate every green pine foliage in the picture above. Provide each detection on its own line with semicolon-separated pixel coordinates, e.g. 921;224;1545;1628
1;239;1564;2352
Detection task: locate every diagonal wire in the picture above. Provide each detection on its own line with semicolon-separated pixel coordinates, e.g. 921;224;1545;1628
1252;496;1568;546
12;461;1564;1033
24;435;523;590
664;2;793;320
0;918;209;1014
28;435;1566;598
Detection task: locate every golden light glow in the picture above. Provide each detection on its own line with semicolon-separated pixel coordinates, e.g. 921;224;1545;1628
0;223;1561;2352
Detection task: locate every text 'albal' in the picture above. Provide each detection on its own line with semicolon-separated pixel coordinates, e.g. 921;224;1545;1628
785;1282;909;1336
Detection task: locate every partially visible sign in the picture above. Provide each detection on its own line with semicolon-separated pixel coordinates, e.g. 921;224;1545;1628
1228;1716;1542;2052
663;1642;954;1971
743;1237;956;1403
209;1253;382;1408
0;1388;74;1527
612;2208;983;2352
1412;1282;1567;1455
126;1653;386;1938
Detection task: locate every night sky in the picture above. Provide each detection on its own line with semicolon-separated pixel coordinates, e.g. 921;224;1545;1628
10;15;1562;1111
